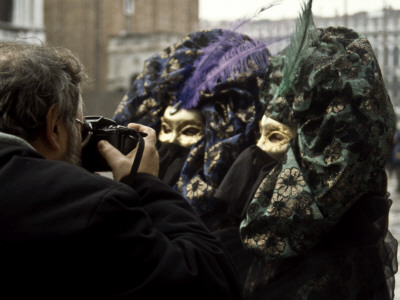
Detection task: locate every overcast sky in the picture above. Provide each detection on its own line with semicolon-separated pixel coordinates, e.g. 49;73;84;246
199;0;400;21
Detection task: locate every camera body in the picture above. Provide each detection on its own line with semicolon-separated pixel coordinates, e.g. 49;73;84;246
81;116;146;172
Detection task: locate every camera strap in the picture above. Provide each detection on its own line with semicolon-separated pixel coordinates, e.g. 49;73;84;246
129;134;145;177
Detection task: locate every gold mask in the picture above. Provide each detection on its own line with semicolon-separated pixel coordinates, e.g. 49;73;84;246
257;115;296;161
159;106;204;148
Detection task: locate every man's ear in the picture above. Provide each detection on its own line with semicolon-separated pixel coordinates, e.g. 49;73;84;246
45;103;62;151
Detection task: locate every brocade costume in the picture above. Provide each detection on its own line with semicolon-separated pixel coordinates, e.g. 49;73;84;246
240;26;398;300
113;29;269;220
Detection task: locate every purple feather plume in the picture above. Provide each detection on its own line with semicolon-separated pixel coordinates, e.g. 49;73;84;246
177;30;271;109
177;2;282;109
203;37;271;92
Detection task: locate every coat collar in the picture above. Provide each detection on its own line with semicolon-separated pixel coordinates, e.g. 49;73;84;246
0;131;35;150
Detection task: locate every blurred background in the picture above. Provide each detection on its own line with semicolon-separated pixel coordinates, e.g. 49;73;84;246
1;0;399;118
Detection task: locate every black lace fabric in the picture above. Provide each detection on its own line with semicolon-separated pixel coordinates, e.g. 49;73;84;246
243;193;398;300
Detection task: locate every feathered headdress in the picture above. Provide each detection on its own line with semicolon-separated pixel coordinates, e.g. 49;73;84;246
176;2;282;110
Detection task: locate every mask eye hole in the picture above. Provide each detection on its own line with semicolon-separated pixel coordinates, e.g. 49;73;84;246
268;133;285;143
161;124;171;134
182;127;201;136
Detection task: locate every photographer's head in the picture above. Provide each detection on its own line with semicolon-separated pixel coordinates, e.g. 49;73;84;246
0;41;87;165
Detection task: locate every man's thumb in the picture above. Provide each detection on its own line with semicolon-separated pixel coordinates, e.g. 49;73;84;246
97;140;120;166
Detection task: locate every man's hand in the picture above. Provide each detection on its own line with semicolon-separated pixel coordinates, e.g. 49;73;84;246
97;123;159;181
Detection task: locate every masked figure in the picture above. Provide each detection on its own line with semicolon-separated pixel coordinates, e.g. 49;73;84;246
239;2;398;299
113;28;276;289
113;28;272;218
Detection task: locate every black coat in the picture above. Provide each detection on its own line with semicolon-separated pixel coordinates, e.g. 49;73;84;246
0;136;242;299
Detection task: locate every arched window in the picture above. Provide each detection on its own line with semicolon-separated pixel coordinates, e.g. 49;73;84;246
0;0;13;23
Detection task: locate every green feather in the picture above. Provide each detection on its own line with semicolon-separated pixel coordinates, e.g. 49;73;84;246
278;0;317;96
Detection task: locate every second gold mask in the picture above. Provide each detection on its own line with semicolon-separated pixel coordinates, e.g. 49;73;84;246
257;115;296;161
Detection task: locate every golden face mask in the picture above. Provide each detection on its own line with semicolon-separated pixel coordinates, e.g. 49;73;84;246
257;115;296;161
159;106;205;148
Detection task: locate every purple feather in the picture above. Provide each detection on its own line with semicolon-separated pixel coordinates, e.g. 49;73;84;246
177;30;271;109
203;38;270;92
177;2;282;109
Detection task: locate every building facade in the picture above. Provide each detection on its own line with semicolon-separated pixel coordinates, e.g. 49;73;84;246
108;32;184;92
44;0;199;94
0;0;45;43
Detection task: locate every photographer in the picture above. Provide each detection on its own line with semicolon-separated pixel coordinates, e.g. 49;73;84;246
0;42;241;299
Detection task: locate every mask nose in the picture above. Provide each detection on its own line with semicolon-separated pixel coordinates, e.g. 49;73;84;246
168;131;178;144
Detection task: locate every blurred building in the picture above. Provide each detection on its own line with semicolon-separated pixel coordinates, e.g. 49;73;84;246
0;0;45;43
44;0;199;92
108;32;183;92
43;0;199;116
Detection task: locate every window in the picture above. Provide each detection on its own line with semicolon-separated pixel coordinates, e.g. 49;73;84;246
394;47;399;66
124;0;135;16
384;47;389;66
0;0;13;23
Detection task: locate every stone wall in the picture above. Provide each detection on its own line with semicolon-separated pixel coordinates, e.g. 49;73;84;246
44;0;199;93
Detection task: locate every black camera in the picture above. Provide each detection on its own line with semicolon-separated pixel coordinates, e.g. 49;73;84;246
81;116;147;172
